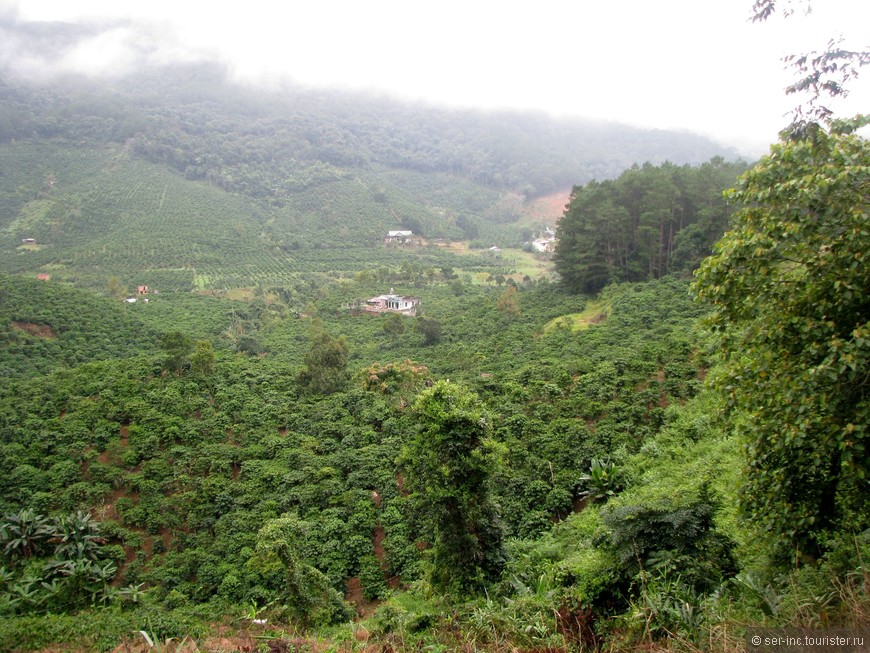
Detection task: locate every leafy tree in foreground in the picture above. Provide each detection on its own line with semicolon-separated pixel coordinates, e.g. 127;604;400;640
751;0;869;132
400;381;506;595
694;118;869;562
252;514;350;626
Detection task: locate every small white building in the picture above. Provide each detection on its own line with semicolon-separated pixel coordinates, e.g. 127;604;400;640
385;230;414;244
363;291;420;316
532;227;557;253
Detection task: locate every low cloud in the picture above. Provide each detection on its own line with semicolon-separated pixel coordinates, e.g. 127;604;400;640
0;11;210;82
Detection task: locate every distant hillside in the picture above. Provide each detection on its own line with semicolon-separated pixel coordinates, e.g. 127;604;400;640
0;275;161;381
0;63;737;199
0;59;741;289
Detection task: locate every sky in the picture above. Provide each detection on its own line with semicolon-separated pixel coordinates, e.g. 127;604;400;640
1;0;868;155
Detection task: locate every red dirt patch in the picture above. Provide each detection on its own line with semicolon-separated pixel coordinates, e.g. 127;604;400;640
11;320;56;338
395;473;408;497
373;525;386;564
93;487;137;523
197;637;256;652
525;189;572;222
345;576;381;618
572;496;590;514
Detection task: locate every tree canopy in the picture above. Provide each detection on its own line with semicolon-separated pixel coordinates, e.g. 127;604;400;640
694;118;870;561
400;381;506;595
554;158;748;294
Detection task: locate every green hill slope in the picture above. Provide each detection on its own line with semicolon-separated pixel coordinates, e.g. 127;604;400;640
0;275;161;381
0;141;521;290
0;66;741;294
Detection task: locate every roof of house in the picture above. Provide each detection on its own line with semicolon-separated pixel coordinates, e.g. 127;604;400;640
386;230;413;237
370;293;419;302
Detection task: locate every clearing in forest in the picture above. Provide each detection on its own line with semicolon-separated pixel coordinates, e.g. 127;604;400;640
544;299;610;333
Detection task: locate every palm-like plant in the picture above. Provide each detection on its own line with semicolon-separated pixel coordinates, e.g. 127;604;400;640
1;509;54;561
117;582;147;605
9;574;41;607
54;511;103;561
577;459;623;503
0;566;13;588
1;510;119;613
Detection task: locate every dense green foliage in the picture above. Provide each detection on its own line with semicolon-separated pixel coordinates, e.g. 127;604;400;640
0;50;866;652
554;158;749;292
0;275;160;382
0;277;717;642
401;381;506;595
694;119;870;562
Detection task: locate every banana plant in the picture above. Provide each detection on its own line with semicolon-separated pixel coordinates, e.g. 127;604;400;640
577;458;623;503
54;511;103;561
1;509;54;561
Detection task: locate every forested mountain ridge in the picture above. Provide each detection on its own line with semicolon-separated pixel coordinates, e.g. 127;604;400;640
0;62;737;200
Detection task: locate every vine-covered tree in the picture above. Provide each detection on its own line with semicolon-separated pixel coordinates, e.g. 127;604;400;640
694;117;869;562
252;514;350;626
400;381;506;595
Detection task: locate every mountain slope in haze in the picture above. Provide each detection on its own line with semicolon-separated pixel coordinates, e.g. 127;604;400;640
0;57;738;200
0;48;742;291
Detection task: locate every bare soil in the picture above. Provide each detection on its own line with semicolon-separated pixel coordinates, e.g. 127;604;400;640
11;320;56;338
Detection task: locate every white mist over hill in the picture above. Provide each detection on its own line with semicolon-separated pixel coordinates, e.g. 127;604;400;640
2;0;868;156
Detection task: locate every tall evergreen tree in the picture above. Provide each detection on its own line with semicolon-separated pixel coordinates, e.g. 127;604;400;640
555;158;747;293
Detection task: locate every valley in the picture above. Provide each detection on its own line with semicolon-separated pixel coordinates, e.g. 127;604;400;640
0;62;867;653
